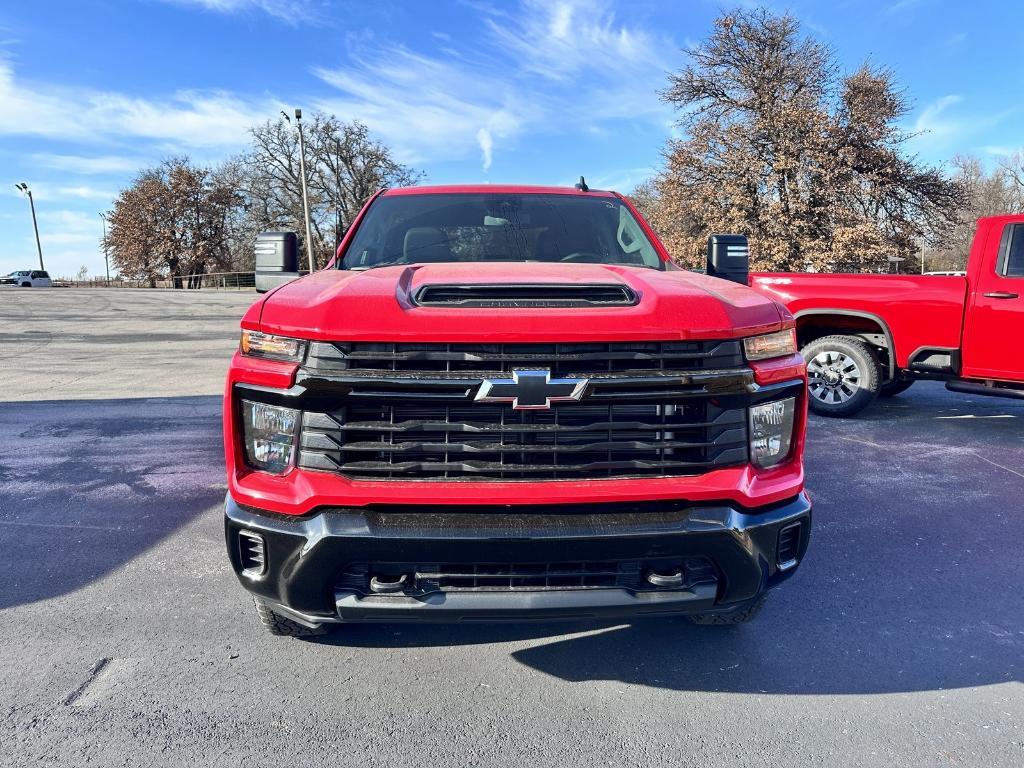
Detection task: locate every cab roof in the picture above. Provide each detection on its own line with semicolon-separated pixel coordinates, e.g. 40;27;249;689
383;184;619;197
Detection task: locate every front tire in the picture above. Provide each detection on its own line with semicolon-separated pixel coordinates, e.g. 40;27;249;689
253;596;328;638
802;335;881;417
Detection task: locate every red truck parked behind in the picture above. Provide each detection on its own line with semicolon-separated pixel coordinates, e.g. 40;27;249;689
750;215;1024;416
224;185;811;636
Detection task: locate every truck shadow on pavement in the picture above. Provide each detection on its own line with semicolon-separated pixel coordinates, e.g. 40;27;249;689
0;395;225;611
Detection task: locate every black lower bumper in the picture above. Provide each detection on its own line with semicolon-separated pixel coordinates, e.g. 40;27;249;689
224;492;812;626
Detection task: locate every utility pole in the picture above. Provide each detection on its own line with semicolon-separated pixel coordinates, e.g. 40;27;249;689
99;212;111;285
15;183;44;271
282;108;316;273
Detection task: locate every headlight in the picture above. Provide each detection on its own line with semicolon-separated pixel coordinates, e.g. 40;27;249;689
744;329;797;361
241;400;300;474
240;330;307;362
749;397;796;468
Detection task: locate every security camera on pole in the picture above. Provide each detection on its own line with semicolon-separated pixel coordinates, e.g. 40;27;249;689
281;108;316;273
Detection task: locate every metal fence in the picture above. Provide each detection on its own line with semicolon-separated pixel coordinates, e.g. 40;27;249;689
55;271;257;290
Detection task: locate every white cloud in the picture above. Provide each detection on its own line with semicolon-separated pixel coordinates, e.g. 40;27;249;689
0;58;277;148
485;0;671;83
311;1;675;169
56;186;116;201
980;145;1021;157
907;95;1018;163
312;47;533;166
31;153;147;175
885;0;924;15
2;183;113;203
476;128;494;172
911;94;964;144
0;0;677;195
159;0;323;24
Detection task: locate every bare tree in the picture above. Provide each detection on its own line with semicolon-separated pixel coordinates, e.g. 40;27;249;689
104;115;419;280
244;115;422;268
922;154;1024;271
310;116;423;251
647;9;965;272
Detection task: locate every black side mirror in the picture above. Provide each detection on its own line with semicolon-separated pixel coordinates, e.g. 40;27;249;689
255;231;299;293
706;234;749;286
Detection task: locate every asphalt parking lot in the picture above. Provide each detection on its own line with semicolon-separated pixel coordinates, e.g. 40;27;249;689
1;288;1022;767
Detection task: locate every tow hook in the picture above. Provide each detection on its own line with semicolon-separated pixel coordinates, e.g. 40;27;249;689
370;574;410;594
646;569;684;588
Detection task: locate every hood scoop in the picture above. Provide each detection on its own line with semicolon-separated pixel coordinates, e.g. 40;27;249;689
413;283;639;309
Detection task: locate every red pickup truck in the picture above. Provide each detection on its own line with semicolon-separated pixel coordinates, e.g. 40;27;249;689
749;215;1024;416
224;185;811;636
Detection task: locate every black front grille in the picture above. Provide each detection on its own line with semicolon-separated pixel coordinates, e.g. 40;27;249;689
299;401;747;480
337;557;718;596
306;340;744;375
295;340;752;481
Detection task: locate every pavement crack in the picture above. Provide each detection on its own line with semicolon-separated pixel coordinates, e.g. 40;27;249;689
969;451;1024;480
62;657;110;706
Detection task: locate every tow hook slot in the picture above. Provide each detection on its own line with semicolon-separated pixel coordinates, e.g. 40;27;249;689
646;569;684;588
370;574;410;594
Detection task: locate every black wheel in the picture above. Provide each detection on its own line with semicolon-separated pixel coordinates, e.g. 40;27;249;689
253;596;328;637
801;335;881;417
879;379;914;397
20;282;31;288
687;595;767;625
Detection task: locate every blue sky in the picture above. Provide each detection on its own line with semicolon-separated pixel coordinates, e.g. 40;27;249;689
1;0;1021;278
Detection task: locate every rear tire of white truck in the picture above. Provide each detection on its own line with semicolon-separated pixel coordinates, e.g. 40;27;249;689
802;335;881;417
253;596;328;638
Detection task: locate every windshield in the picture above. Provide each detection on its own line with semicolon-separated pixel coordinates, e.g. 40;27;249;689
340;193;664;270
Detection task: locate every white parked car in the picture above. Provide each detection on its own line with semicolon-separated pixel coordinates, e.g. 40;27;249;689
0;270;52;287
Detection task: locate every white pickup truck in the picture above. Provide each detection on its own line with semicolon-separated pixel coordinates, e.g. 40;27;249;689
1;270;52;287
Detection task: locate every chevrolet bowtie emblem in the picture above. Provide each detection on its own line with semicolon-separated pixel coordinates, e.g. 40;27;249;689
474;369;588;410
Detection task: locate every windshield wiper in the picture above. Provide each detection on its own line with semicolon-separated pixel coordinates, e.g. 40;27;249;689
345;260;409;271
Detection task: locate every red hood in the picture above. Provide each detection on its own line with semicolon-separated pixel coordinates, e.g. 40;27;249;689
256;262;784;342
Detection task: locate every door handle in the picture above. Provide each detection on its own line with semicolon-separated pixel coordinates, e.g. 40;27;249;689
983;292;1019;299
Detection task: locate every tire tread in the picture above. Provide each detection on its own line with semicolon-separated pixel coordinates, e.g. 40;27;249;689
253;596;327;637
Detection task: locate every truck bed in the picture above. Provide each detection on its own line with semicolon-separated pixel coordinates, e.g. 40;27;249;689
750;273;968;369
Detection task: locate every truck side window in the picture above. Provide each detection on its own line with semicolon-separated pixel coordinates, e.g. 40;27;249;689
1003;224;1024;277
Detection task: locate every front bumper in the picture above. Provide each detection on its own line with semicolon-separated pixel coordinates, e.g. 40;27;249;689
225;491;811;626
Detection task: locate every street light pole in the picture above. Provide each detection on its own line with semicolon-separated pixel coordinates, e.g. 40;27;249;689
282;108;316;273
15;183;45;271
99;212;111;285
294;109;316;273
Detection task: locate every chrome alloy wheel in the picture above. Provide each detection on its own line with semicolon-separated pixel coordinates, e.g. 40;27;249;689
807;351;863;404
